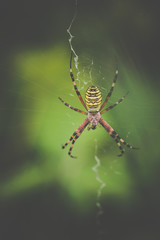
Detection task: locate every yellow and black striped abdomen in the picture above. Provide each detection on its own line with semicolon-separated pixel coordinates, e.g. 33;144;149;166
85;86;102;112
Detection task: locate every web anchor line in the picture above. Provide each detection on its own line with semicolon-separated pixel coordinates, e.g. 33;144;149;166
92;140;106;239
67;0;78;66
66;0;83;93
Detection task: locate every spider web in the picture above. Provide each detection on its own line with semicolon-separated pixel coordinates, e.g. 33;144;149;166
67;1;106;237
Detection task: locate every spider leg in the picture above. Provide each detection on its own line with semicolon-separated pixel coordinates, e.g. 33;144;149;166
68;120;89;158
99;118;138;156
62;118;89;149
100;92;129;114
100;67;118;111
115;134;139;150
58;97;87;115
99;118;125;156
70;52;88;111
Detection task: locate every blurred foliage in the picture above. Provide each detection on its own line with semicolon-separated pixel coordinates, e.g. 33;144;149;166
1;42;159;205
0;0;160;239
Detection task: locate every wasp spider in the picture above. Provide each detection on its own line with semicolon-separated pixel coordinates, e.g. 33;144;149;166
59;53;138;158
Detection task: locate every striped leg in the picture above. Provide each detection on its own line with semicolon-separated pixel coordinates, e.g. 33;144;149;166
113;137;125;157
70;52;88;111
58;97;87;115
115;134;139;150
100;92;129;114
62;118;89;149
99;118;125;156
68;120;89;158
100;68;118;111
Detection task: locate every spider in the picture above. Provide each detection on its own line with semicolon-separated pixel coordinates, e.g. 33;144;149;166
59;52;138;158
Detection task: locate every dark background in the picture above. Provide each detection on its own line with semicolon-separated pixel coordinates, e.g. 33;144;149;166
0;1;160;239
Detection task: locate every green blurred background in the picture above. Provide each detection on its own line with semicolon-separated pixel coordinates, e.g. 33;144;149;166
0;0;160;239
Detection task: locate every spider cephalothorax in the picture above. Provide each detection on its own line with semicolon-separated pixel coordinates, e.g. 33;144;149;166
87;112;101;130
59;52;138;158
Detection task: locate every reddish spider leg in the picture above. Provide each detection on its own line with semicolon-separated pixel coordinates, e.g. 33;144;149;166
100;92;129;114
70;52;88;111
68;120;90;158
62;118;89;152
58;97;87;115
100;68;118;111
99;118;138;156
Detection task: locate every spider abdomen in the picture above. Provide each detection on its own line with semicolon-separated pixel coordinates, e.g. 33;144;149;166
85;86;102;112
